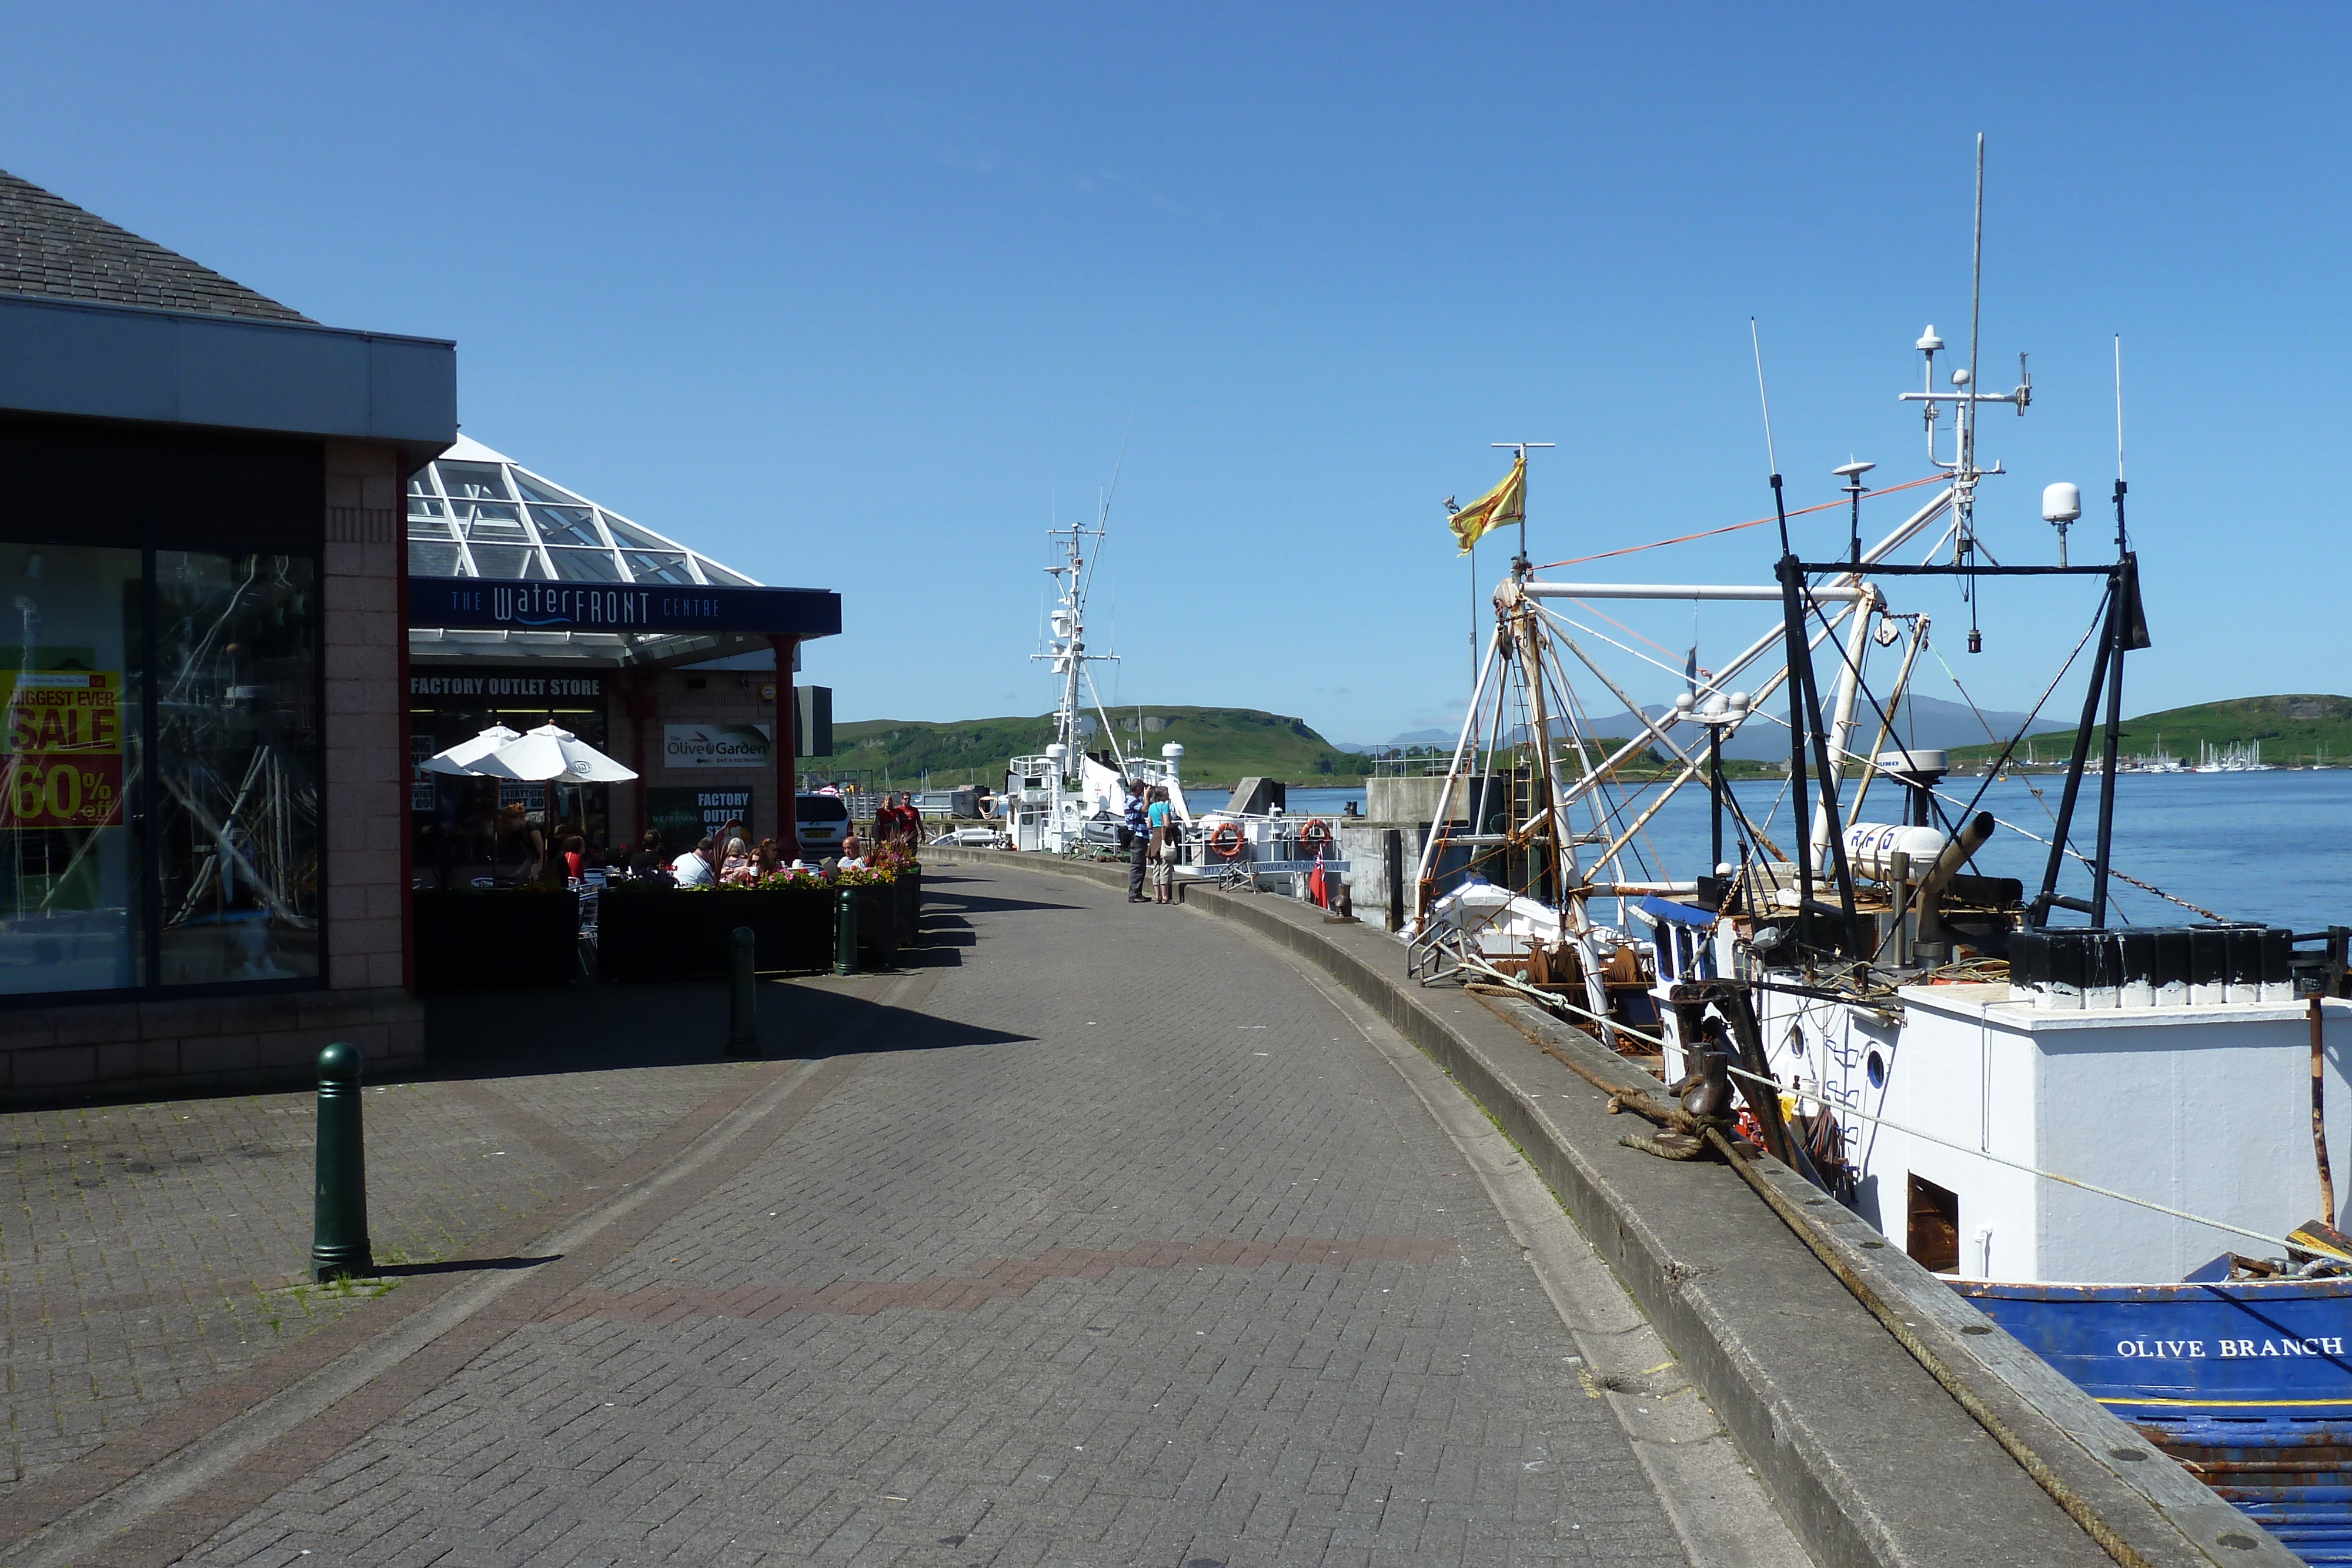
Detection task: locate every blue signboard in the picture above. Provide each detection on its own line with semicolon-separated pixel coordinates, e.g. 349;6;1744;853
408;577;840;638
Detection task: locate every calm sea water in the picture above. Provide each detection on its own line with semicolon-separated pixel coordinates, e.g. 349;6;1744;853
1185;773;2352;932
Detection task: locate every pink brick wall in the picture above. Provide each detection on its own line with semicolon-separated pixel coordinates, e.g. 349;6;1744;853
608;668;788;852
323;442;407;993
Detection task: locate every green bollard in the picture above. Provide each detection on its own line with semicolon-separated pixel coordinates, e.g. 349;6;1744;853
309;1042;373;1281
726;925;759;1056
835;884;858;975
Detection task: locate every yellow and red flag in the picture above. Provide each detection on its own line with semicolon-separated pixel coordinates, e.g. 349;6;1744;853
1448;453;1525;554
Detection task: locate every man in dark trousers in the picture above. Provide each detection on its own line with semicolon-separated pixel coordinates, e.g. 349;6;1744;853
1124;777;1150;902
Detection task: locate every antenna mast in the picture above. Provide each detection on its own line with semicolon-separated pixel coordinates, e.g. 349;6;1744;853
1489;442;1555;568
1033;509;1120;781
1897;134;2030;651
2113;333;2129;552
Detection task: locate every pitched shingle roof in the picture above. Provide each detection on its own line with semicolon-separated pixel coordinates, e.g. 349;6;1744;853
0;168;312;324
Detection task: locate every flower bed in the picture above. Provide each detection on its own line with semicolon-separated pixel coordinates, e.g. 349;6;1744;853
599;863;919;979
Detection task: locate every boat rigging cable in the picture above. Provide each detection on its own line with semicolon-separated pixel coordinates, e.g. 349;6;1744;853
1795;583;2222;921
1539;583;2210;921
1526;472;1949;574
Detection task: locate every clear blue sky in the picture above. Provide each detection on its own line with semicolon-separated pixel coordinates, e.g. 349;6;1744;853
4;4;2343;745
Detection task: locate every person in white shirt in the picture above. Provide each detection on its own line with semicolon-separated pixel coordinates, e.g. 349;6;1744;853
671;838;715;888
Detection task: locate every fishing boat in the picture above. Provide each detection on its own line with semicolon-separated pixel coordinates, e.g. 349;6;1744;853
996;507;1352;898
1404;143;2352;1562
1000;509;1188;855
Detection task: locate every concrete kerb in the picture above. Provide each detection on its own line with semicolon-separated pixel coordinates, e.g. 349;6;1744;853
925;847;2289;1568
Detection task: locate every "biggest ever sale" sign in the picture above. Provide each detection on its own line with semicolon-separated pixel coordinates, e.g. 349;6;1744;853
3;671;125;830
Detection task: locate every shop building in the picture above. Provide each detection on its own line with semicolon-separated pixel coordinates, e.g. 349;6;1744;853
0;169;454;1101
402;437;840;879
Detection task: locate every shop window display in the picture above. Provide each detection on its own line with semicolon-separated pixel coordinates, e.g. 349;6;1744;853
153;552;320;985
0;544;321;1000
0;544;143;995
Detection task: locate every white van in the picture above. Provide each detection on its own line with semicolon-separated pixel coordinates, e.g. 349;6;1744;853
795;793;851;850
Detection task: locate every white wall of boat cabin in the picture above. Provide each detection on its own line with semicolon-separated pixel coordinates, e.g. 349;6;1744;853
1900;993;2352;1284
1755;985;2039;1279
1863;995;2044;1283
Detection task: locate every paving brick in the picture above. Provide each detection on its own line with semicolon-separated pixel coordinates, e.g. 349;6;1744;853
0;1034;774;1497
138;865;1699;1566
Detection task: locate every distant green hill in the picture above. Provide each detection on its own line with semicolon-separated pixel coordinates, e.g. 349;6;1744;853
813;706;1364;788
1948;694;2352;767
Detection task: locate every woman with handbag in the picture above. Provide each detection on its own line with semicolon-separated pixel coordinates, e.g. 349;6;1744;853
1147;787;1180;904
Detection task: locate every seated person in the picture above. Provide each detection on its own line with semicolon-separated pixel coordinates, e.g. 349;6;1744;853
626;830;665;879
720;837;754;883
835;830;870;872
671;838;716;888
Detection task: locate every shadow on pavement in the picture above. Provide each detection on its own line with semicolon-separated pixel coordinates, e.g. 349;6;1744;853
423;966;1027;1077
370;1254;560;1278
921;870;1085;918
784;983;1030;1059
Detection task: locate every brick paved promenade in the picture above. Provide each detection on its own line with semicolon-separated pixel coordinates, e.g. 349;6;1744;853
0;864;1809;1567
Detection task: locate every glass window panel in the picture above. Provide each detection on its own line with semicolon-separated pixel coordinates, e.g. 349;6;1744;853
529;505;606;547
406;517;456;541
466;544;538;579
599;514;676;551
436;462;512;502
0;543;145;996
513;472;588;506
153;551;319;987
549;547;625;582
695;557;757;586
406;471;442;497
408;541;465;576
621;551;698;584
449;500;522;527
407;493;445;518
457;514;527;541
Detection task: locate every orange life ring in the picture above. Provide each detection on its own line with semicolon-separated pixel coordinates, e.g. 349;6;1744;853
1208;821;1247;860
1298;817;1332;852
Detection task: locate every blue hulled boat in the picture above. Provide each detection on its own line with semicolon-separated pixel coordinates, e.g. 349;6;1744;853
1962;1280;2352;1562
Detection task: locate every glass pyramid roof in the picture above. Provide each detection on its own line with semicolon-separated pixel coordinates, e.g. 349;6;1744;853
406;434;759;589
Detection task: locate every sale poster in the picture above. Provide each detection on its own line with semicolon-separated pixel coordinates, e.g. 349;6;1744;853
2;671;126;830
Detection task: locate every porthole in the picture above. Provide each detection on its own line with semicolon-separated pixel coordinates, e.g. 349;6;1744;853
1866;1049;1887;1088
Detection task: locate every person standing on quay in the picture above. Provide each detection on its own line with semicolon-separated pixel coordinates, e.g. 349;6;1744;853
1124;777;1150;902
1147;785;1177;904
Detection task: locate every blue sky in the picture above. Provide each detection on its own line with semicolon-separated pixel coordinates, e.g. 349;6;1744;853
3;4;2344;745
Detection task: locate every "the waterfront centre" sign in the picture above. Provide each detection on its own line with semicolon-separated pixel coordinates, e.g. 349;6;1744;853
409;577;841;638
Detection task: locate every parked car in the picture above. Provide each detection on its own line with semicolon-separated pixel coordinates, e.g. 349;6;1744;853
796;792;851;850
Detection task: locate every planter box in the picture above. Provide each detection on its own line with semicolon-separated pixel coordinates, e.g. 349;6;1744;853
597;870;920;981
848;867;923;966
414;890;580;990
599;885;835;980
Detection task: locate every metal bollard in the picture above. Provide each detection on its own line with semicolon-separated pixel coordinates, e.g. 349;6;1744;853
835;885;858;974
309;1042;373;1281
727;925;759;1056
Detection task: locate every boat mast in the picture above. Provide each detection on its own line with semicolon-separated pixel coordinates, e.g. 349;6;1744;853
1034;500;1128;787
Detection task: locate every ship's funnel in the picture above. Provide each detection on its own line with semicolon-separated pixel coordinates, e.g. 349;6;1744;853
1915;812;1994;954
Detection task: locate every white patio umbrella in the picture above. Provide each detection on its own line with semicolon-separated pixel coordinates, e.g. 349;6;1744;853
421;724;636;783
419;724;637;886
467;724;638;784
419;724;522;775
